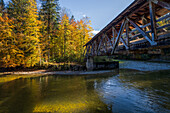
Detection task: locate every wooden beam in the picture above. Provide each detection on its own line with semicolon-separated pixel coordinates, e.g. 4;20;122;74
86;45;91;57
94;41;97;55
149;0;158;41
90;43;94;56
121;37;129;49
111;19;127;54
151;0;170;10
113;26;129;50
105;34;113;48
97;36;103;55
112;27;115;45
127;17;157;46
102;34;107;53
126;21;130;48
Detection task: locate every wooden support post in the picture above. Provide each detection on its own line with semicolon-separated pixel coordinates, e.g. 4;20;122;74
112;27;115;45
102;34;107;53
149;0;157;41
94;41;97;55
126;21;130;49
111;19;127;54
142;15;151;32
97;36;103;55
85;45;90;57
127;18;157;46
105;34;113;48
91;43;94;56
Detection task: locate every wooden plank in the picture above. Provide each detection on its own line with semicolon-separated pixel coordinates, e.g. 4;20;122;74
149;1;158;41
127;18;157;45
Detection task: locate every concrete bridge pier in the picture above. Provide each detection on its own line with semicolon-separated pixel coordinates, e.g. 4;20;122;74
86;57;94;71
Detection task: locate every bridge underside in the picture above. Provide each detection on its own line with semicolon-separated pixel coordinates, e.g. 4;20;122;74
84;0;170;58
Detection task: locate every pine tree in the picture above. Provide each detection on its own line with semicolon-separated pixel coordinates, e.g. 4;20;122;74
39;0;60;63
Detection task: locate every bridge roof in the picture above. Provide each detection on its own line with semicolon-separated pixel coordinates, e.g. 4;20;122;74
84;0;169;46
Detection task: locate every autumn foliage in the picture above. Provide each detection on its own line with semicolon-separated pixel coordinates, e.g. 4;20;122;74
0;0;93;68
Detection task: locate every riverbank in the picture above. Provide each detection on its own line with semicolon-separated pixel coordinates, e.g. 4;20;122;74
0;70;116;76
0;70;117;84
0;60;170;84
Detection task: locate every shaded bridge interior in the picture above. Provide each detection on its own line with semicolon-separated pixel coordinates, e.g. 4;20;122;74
84;0;170;57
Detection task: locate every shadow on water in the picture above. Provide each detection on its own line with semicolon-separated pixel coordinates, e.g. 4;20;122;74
0;69;169;113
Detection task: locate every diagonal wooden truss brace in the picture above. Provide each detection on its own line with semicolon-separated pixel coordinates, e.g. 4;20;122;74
112;24;129;51
111;19;127;54
151;0;170;10
126;18;157;46
105;34;113;48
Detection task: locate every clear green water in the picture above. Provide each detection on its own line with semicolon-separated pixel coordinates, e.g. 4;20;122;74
0;69;169;113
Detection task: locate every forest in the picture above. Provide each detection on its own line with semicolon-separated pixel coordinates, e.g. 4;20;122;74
0;0;93;68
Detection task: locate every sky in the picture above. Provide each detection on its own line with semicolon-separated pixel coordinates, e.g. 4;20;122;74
4;0;134;35
60;0;134;34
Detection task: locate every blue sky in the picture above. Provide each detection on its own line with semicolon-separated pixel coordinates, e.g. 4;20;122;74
60;0;134;34
4;0;134;34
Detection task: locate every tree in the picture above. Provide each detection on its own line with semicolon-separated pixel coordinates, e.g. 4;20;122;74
57;14;71;62
0;13;22;67
0;0;4;15
39;0;60;63
76;17;93;62
7;0;41;67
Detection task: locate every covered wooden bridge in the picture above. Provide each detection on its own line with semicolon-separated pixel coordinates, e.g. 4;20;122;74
84;0;170;58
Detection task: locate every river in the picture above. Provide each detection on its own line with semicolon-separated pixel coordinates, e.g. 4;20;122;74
0;61;170;113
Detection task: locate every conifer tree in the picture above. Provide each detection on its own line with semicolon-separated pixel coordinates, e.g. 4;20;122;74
39;0;60;63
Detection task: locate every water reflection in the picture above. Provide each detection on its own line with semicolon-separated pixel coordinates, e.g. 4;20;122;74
96;69;170;113
0;70;169;113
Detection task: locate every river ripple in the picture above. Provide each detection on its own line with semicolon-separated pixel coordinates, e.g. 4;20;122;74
0;69;169;113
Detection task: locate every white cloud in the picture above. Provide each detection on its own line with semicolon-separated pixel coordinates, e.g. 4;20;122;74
83;14;87;17
92;30;100;35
